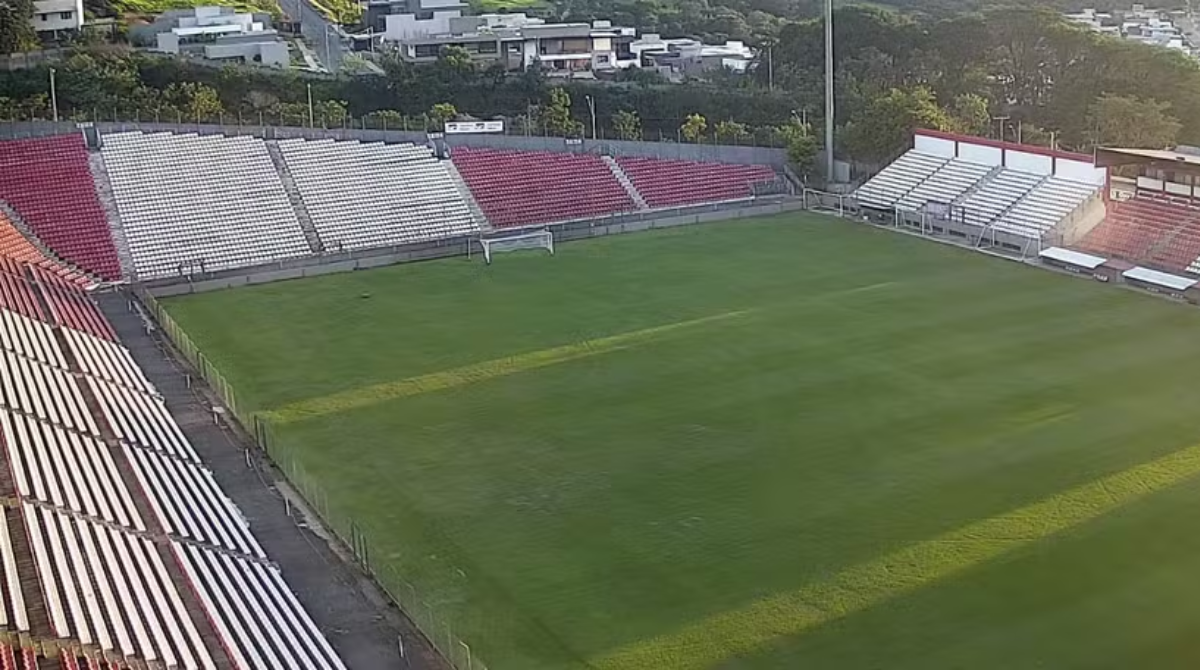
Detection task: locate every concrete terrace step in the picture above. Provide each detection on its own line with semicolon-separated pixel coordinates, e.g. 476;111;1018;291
603;155;649;210
443;158;491;231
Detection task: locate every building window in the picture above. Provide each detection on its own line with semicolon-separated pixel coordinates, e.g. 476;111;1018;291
59;11;72;19
478;41;497;54
414;44;439;58
415;10;433;19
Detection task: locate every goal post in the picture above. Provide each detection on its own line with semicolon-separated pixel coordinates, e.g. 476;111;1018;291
479;229;555;264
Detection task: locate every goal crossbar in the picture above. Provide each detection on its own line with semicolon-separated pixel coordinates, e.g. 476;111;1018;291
479;229;555;264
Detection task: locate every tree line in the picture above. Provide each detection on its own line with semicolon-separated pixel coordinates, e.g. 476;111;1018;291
1;5;1198;167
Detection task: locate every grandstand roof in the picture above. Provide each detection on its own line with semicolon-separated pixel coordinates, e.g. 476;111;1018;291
1095;147;1200;171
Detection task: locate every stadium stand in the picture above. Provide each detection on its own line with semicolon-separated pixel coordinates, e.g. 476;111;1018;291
102;132;311;279
895;159;993;212
1078;193;1200;272
956;168;1046;228
177;543;346;670
854;151;949;209
0;136;122;280
0;212;93;288
0;243;349;669
453;147;637;227
276;138;479;250
614;157;777;208
990;176;1100;240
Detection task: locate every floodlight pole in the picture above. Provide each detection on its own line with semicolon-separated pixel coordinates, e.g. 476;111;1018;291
585;95;596;140
49;68;58;122
823;0;834;182
307;83;315;128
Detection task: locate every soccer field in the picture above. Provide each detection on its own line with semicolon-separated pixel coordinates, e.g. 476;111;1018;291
166;214;1200;670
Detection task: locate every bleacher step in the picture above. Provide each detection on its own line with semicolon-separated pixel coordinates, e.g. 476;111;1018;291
87;153;135;280
264;142;325;254
603;156;649;209
443;158;491;231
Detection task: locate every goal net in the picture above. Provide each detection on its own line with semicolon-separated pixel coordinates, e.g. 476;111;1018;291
479;229;554;264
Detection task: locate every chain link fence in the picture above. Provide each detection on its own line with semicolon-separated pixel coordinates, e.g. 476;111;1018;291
136;287;491;670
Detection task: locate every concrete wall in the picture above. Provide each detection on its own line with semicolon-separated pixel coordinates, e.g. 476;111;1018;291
0;121;789;167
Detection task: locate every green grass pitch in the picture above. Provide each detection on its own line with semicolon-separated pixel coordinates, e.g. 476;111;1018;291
166;213;1200;670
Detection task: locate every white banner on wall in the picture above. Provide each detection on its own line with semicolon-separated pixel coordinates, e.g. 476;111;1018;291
445;121;505;134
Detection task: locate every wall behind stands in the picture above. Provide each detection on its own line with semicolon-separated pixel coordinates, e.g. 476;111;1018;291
0;121;789;167
914;129;1105;185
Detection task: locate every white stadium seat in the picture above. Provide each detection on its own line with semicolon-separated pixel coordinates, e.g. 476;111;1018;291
101;132;311;279
276;138;479;250
855;151;949;209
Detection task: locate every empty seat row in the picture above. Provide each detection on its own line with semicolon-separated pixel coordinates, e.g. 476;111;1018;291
996;176;1099;240
64;327;153;394
1;409;144;531
855;151;949;208
453;147;637;228
0;309;65;370
0;135;122;279
125;444;265;558
0;212;94;288
896;159;993;213
102;132;311;279
957;169;1045;227
176;543;347;670
277;138;479;250
0;272;44;324
85;376;200;463
31;266;115;341
22;504;217;669
0;349;98;436
614;157;777;209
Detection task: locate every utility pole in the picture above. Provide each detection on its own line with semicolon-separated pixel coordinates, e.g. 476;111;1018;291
824;0;835;182
585;94;596;140
49;68;58;123
767;46;773;92
307;83;315;128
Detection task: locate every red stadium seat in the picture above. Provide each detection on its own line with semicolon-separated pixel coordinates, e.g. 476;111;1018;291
0;136;121;280
615;157;777;208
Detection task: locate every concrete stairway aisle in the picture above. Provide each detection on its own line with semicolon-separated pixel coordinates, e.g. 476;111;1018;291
87;152;135;279
443;159;490;231
603;156;649;209
265;141;325;253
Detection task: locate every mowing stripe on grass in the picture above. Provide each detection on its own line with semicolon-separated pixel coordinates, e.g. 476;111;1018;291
263;309;749;423
594;440;1200;670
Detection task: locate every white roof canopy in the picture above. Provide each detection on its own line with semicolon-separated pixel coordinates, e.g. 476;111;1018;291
1039;247;1107;270
1122;266;1198;291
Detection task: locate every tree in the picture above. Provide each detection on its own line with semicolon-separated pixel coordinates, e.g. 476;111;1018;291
680;113;707;142
1086;94;1181;150
714;120;750;144
541;87;581;137
437;45;474;78
949;93;989;136
164;82;224;121
611;109;641;140
428;102;458;126
842;86;953;161
0;0;35;55
787;133;819;177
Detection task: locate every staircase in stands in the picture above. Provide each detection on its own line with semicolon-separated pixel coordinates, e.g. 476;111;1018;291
265;141;326;254
603;156;649;210
443;159;492;231
86;152;134;280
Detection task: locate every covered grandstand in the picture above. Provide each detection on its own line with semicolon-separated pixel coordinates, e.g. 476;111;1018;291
855;130;1106;255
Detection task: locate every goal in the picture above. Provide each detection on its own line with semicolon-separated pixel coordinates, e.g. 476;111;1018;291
479;229;555;264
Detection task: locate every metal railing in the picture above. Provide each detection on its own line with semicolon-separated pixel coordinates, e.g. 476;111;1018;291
135;287;490;670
